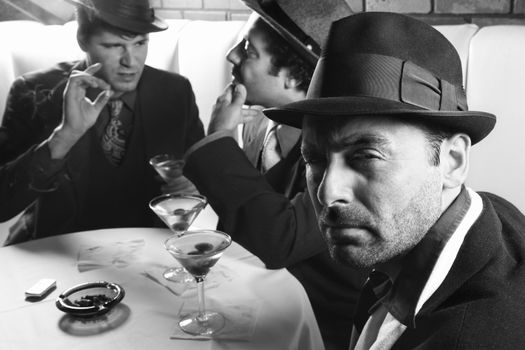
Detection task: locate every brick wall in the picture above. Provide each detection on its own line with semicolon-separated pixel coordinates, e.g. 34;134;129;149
152;0;525;26
1;0;524;26
152;0;252;21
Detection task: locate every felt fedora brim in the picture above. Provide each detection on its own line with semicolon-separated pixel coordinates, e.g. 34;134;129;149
264;96;496;145
241;0;353;66
264;12;497;145
68;0;167;34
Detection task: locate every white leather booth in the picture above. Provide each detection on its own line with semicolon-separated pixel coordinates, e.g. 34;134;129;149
0;18;524;225
0;19;245;130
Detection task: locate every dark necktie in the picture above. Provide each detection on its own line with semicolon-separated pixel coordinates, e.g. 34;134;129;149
353;270;391;333
101;99;127;165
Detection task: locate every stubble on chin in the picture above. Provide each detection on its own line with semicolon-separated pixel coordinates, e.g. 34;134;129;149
318;205;380;268
319;175;442;269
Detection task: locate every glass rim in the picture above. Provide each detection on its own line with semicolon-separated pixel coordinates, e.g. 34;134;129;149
164;229;232;258
148;193;208;210
149;154;185;166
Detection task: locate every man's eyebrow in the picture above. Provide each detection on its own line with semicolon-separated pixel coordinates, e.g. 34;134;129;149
335;133;391;149
101;36;148;45
301;133;391;156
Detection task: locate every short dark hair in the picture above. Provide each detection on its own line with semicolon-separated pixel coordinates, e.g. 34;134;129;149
75;3;139;41
253;18;314;93
402;118;456;166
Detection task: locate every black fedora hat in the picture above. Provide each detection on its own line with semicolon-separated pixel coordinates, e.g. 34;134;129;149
241;0;353;66
264;12;496;144
69;0;167;34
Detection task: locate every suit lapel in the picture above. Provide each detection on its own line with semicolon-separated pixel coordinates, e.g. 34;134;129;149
415;196;498;316
139;67;179;160
242;112;269;168
265;139;303;197
275;124;301;158
242;115;302;169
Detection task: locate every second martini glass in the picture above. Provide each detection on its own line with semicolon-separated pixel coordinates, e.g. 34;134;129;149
165;230;232;335
149;193;208;283
149;154;185;185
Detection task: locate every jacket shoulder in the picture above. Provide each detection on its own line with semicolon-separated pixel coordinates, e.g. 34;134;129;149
21;61;79;87
142;65;191;87
478;191;525;237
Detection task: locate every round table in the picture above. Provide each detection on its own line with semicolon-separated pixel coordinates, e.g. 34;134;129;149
0;227;325;350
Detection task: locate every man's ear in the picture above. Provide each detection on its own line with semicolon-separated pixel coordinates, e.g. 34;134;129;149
440;133;471;189
284;76;301;90
280;68;301;90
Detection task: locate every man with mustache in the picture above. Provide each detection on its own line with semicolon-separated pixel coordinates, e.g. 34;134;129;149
264;12;525;349
183;1;368;348
0;0;204;244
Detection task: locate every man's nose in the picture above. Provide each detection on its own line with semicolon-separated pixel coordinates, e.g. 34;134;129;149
317;157;356;206
120;47;136;67
226;41;244;65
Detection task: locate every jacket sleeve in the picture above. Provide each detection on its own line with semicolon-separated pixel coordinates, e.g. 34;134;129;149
0;77;67;221
181;78;205;150
184;136;326;268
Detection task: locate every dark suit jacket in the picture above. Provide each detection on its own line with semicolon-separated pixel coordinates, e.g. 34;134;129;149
390;192;525;349
0;61;204;242
185;136;369;349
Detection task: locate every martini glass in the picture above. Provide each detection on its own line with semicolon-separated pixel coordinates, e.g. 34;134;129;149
149;193;208;282
149;154;185;185
165;230;232;336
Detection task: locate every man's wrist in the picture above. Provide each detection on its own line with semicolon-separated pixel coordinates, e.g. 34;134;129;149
27;141;69;193
47;126;83;159
207;119;237;135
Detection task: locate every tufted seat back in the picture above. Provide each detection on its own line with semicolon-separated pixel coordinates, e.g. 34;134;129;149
0;19;524;217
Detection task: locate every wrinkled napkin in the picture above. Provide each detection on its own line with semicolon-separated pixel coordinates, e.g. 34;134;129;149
77;239;146;272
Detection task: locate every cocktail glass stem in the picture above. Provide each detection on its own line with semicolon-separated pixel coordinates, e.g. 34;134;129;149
180;276;225;335
195;276;207;323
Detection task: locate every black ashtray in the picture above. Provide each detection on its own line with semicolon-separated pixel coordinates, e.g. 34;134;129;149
56;281;125;317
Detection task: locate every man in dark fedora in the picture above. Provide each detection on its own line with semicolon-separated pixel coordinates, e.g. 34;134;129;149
0;0;204;244
265;11;525;349
183;1;368;348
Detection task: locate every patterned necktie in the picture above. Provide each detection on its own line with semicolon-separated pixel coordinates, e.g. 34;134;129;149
260;124;283;173
101;99;127;165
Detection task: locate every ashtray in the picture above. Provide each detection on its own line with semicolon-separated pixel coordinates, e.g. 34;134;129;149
56;281;125;317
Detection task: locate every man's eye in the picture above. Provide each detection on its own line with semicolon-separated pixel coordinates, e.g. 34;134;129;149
245;48;257;58
303;155;325;166
347;151;382;166
354;152;379;160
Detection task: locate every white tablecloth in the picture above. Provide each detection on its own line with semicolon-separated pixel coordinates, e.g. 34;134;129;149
0;227;324;350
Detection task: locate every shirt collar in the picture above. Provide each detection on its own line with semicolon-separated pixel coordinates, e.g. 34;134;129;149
374;186;472;328
115;90;137;112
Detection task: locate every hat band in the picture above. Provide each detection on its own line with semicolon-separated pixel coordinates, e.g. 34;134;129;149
307;53;468;112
